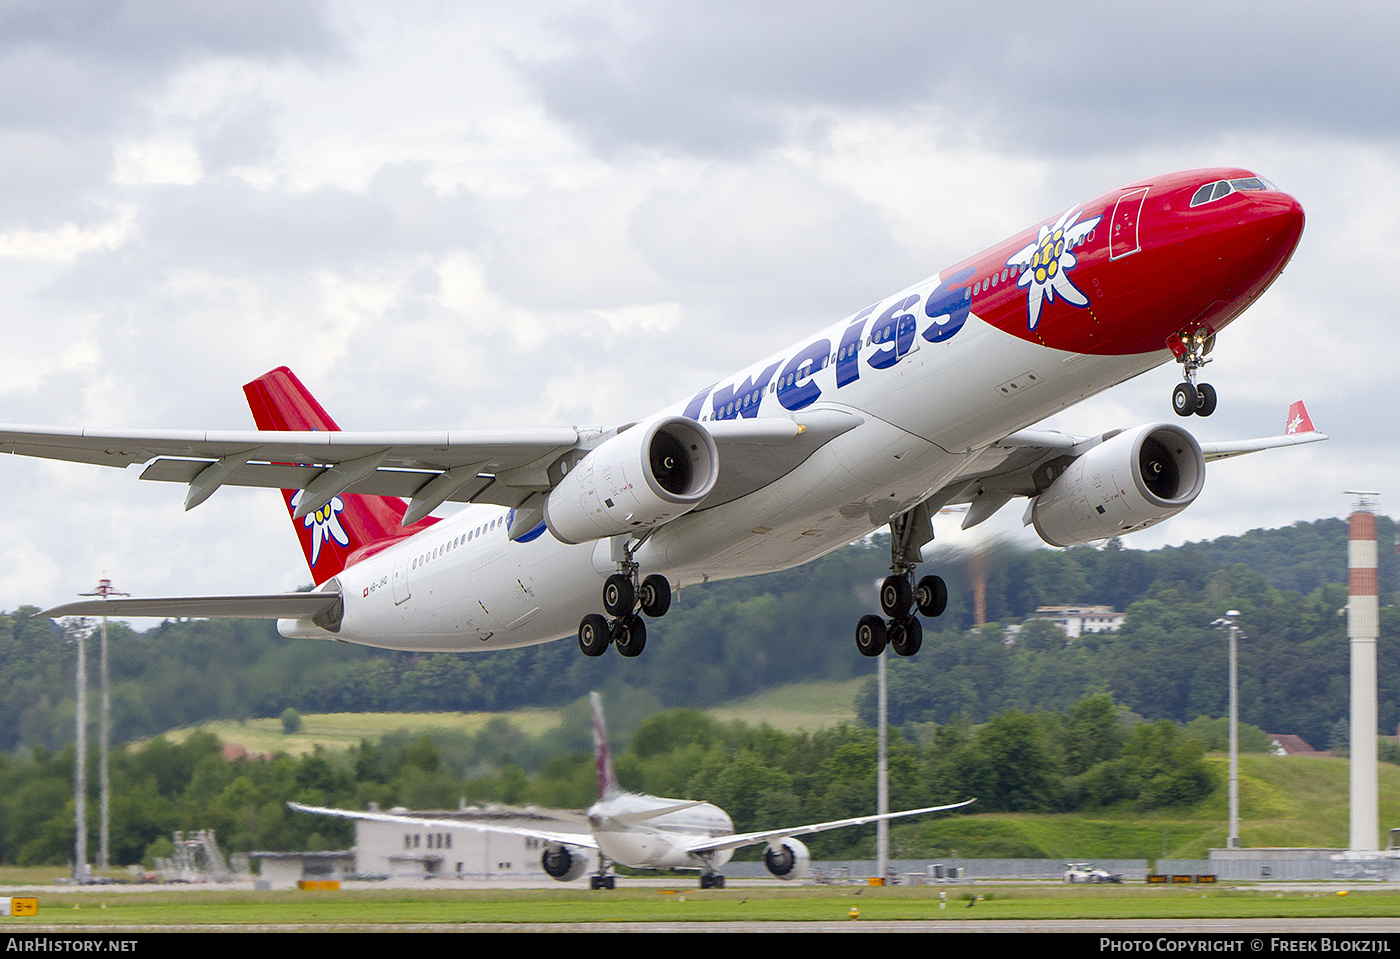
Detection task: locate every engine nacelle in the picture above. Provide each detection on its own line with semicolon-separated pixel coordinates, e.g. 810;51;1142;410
762;837;811;881
543;416;719;545
1030;424;1206;548
540;843;590;882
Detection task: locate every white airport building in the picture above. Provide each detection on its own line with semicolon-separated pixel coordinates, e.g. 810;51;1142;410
256;804;598;887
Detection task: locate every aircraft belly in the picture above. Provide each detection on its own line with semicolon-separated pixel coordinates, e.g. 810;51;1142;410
645;421;966;577
860;316;1160;450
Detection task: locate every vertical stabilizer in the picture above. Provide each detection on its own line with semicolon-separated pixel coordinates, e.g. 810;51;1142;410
243;366;438;584
1285;400;1315;435
591;692;622;801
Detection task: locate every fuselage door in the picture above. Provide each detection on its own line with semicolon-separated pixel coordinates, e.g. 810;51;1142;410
1109;187;1149;260
392;548;411;605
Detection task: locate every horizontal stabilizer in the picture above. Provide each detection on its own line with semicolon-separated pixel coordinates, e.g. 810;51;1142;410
42;592;341;622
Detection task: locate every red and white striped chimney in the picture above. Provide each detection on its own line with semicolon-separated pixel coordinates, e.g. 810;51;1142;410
1348;492;1380;851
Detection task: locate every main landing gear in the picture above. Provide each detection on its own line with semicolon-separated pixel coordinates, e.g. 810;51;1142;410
856;504;947;658
578;540;672;658
590;857;617;889
1168;326;1217;418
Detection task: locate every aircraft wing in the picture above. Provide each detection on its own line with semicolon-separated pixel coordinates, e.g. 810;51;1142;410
287;802;600;850
681;798;975;856
928;401;1327;530
1196;431;1328;462
0;409;861;523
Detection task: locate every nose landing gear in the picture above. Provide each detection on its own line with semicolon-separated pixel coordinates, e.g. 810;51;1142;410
1168;327;1217;418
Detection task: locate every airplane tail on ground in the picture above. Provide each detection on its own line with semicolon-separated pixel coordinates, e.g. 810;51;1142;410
243;366;438;584
591;692;622;802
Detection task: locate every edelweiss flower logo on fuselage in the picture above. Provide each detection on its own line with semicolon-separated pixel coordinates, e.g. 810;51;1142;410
1009;207;1101;331
290;490;350;566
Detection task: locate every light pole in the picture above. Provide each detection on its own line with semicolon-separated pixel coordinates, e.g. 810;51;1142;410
65;617;92;882
78;579;126;874
1213;610;1242;849
877;644;888;882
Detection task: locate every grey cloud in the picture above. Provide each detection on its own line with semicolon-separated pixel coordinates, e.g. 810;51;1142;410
0;1;340;133
628;169;916;313
0;1;339;66
0;130;111;220
133;165;480;273
193;98;282;175
521;1;1400;158
0;1;343;234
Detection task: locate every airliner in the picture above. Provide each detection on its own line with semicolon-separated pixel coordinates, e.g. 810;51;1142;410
24;167;1323;658
291;692;975;887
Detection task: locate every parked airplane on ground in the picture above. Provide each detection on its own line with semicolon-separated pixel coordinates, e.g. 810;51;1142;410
26;167;1323;658
291;692;975;887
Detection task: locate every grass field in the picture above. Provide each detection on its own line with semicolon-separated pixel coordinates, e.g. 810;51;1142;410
145;680;868;758
150;708;569;756
0;884;1397;927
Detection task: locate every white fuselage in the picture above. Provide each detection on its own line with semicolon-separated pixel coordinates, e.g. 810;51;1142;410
587;793;735;872
283;278;1160;651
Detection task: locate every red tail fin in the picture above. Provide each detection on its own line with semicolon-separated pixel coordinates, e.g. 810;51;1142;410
243;367;437;583
1285;400;1316;435
590;692;621;801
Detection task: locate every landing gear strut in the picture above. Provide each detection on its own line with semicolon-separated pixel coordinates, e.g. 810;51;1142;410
1168;326;1217;418
577;535;672;658
855;504;945;658
590;856;617;890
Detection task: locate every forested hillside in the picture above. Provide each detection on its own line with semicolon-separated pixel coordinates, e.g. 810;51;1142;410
1;515;1392;753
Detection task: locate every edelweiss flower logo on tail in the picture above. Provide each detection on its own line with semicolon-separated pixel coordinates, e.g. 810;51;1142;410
1009;207;1101;331
290;490;350;566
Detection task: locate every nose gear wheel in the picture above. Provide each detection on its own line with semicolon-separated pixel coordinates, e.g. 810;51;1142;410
1169;327;1217;418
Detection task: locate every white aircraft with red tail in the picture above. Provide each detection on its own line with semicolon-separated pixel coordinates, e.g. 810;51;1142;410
291;692;975;887
23;167;1323;658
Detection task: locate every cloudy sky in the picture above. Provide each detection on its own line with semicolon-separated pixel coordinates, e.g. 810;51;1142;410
0;0;1395;611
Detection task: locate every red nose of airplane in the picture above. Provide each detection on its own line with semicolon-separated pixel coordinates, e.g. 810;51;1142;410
1075;172;1305;356
1174;183;1305;340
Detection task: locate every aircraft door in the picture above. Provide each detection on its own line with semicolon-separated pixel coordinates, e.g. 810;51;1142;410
1109;187;1149;260
392;549;411;605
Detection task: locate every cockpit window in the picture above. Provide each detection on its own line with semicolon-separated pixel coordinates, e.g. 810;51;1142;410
1190;176;1279;207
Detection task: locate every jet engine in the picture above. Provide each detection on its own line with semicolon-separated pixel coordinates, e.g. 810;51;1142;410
543;416;719;545
762;838;811;881
540;843;590;882
1029;424;1206;548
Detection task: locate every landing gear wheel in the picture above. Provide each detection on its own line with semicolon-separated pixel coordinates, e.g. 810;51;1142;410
603;574;635;617
1194;382;1217;417
1172;382;1198;417
915;575;947;617
890;616;923;656
613;614;647;657
638;574;671;617
856;615;888;657
590;875;615;890
578;614;610;657
880;575;913;617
